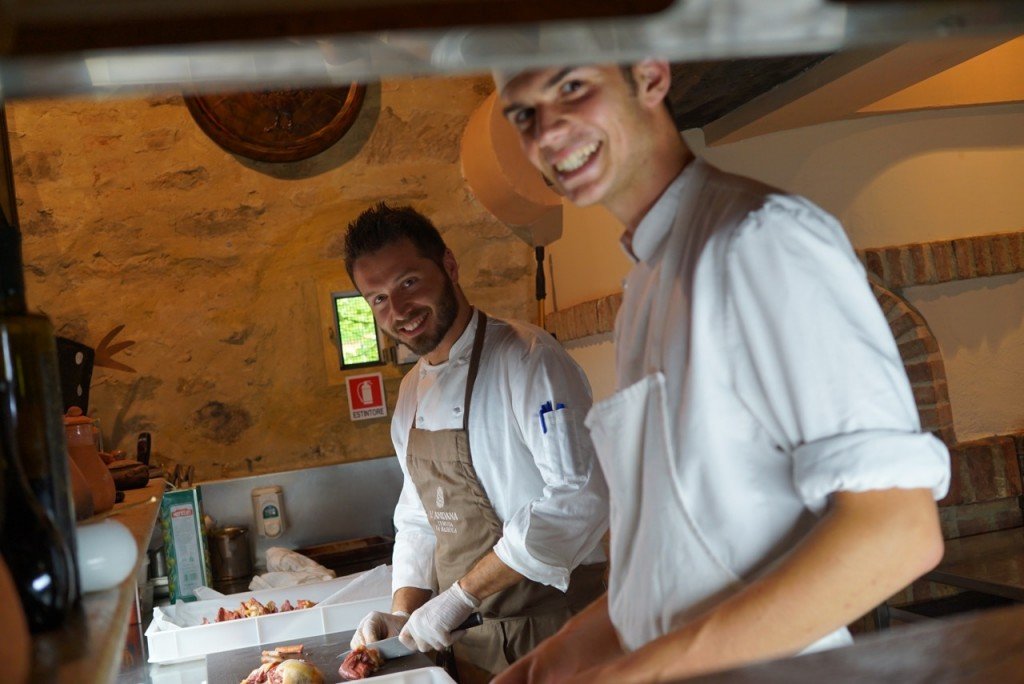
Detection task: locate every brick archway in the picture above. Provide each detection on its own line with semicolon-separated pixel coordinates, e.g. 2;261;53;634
868;276;956;447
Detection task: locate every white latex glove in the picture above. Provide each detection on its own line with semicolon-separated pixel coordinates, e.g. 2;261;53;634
349;610;410;649
399;581;479;652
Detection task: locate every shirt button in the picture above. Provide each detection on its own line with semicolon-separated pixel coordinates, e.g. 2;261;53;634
417;416;424;425
453;407;462;415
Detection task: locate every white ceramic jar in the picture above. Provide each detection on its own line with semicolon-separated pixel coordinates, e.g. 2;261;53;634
75;519;138;593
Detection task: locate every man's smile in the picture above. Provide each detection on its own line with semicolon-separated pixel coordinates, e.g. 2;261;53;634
553;141;601;176
398;311;429;336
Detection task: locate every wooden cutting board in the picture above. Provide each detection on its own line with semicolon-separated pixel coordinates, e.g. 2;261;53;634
206;628;434;682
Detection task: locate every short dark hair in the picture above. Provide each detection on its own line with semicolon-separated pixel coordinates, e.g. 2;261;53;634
344;202;447;282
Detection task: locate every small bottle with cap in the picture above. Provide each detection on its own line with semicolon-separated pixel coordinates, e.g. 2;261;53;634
251;485;285;538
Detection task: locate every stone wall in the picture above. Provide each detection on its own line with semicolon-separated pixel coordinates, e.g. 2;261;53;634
8;75;534;480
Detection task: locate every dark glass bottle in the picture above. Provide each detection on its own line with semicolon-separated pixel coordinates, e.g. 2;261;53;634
0;411;78;631
0;309;80;559
0;104;79;631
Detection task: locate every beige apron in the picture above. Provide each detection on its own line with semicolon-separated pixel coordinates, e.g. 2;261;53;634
406;310;606;680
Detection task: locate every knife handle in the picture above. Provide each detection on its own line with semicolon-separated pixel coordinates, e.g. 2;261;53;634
137;432;151;466
457;612;483;631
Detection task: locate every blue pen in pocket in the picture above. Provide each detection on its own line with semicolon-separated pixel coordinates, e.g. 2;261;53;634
539;401;553;434
539;401;566;434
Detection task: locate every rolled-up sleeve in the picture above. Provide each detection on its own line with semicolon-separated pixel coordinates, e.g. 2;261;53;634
725;196;951;514
793;431;950;514
493;341;609;591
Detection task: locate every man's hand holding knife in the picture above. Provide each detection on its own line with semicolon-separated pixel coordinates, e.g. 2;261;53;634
399;581;481;651
349;610;411;650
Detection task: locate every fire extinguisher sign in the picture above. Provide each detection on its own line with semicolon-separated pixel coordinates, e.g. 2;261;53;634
346;372;388;421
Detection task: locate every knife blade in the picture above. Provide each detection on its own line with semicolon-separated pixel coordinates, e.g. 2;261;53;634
338;612;483;661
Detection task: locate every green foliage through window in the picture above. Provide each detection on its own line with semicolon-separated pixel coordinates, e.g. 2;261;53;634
334;292;382;368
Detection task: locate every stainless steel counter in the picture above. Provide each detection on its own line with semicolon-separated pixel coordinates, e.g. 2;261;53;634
117;651;208;684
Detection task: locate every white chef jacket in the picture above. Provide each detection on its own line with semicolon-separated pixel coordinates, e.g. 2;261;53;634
606;157;950;650
390;311;608;595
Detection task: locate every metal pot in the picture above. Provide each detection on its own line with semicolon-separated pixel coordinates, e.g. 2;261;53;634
208;526;252;582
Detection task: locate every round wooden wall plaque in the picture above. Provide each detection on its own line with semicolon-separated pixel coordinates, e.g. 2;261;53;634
184;85;366;163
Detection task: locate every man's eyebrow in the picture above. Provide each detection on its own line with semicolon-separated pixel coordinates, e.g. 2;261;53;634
386;267;418;290
501;66;578;118
360;266;417;300
544;66;576;90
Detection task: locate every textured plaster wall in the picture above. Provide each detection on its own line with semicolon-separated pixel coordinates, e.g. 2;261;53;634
9;75;534;480
556;104;1024;440
545;202;627;403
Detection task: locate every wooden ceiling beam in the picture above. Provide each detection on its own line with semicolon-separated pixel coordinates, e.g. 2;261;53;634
0;0;671;55
700;34;1014;146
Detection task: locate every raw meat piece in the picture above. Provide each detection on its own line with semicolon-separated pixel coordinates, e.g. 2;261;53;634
214;597;316;622
242;645;317;684
218;606;241;621
242;661;274;684
338;646;385;680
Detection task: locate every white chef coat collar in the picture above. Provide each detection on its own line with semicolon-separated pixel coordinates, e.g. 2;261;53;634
628;158;703;264
419;306;479;372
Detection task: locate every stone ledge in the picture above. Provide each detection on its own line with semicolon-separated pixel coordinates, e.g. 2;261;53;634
858;230;1024;289
544;292;622;341
941;434;1023;507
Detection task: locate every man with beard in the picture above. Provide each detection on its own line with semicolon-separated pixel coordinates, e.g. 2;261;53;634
343;203;609;682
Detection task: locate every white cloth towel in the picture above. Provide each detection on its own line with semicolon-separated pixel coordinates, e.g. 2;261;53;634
248;547;335;590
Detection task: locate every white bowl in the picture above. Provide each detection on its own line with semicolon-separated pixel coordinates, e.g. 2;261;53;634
75;519;139;593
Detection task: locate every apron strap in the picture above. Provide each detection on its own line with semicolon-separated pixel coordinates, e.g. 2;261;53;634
462;309;488;431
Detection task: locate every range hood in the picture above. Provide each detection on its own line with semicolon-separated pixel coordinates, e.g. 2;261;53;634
1;1;1024;99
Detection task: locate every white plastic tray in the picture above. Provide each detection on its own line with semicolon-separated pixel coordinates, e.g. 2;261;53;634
146;582;390;664
367;667;457;683
142;663;455;684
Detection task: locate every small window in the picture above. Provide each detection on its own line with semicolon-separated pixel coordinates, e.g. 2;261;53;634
333;291;382;369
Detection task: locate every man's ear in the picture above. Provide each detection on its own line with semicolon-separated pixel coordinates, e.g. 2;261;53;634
631;59;672;111
443;248;459;283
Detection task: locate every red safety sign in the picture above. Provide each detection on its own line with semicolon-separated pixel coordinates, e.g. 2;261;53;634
346;372;387;421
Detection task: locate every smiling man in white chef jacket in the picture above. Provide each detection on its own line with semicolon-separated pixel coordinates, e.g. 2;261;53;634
343;202;608;682
490;58;952;683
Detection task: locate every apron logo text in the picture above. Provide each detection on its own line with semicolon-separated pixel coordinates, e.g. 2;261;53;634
429;509;460;534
